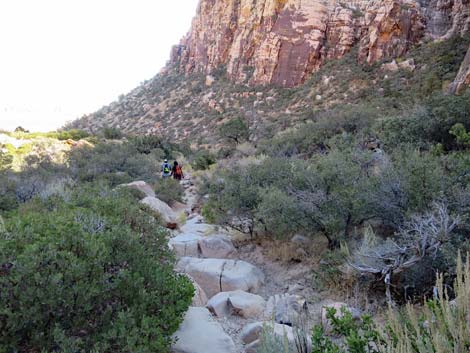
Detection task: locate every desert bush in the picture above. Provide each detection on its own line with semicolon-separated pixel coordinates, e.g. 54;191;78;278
102;126;124;139
312;307;382;353
154;178;184;204
218;117;250;144
376;93;470;151
258;105;376;158
256;324;295;353
0;186;194;353
68;142;159;185
0;145;13;171
381;254;470;353
348;202;461;304
129;134;175;156
310;253;470;352
191;149;216;171
57;129;90;141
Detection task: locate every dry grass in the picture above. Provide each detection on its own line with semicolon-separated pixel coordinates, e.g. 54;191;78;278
381;253;470;353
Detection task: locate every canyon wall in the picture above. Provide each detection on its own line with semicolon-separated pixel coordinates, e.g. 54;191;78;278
171;0;469;86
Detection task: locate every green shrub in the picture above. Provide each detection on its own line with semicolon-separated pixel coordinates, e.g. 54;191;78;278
154;178;184;204
0;187;193;353
68;142;160;185
57;129;90;141
0;146;13;171
376;93;470;151
218;117;250;144
191;150;216;171
309;253;470;353
102;126;124;139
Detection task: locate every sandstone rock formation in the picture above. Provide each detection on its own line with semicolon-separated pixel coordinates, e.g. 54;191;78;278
171;0;468;87
449;45;470;94
241;321;312;353
207;290;266;318
176;257;265;298
119;181;156;198
140;196;177;225
172;307;237;353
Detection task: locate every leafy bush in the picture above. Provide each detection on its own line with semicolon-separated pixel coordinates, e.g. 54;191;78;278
0;186;193;353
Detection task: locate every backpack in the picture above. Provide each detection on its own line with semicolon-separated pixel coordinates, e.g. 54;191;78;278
175;165;183;177
163;163;170;174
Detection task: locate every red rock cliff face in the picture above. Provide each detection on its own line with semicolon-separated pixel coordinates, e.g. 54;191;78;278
171;0;469;87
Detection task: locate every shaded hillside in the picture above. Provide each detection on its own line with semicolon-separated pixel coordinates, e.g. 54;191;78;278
68;37;469;145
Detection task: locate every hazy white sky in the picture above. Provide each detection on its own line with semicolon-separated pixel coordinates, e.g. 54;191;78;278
0;0;199;131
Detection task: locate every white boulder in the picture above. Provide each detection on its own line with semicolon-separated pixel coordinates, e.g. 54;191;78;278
265;294;307;326
199;235;237;259
177;258;265;298
140;196;176;224
170;233;203;257
172;307;236;353
120;181;155;198
207;290;266;318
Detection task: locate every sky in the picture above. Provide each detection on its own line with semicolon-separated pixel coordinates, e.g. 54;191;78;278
0;0;199;132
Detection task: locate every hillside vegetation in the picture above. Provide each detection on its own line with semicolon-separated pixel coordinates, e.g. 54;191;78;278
68;37;469;147
0;132;195;352
2;36;470;353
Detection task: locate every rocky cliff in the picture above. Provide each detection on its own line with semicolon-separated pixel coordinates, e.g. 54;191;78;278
67;0;470;141
449;45;470;94
172;0;469;87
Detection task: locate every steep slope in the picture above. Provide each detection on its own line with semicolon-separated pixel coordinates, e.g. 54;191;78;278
68;37;469;143
449;45;470;94
67;0;470;142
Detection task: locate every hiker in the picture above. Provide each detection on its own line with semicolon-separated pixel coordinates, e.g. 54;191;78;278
161;159;171;178
172;161;184;180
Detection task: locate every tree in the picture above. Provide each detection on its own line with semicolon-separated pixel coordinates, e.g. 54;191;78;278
14;126;29;133
218;118;249;144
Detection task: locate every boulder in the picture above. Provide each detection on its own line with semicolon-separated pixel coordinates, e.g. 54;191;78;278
382;59;399;71
177;258;264;298
185;275;208;307
170;233;203;257
180;216;214;235
240;322;264;344
120;181;155;198
398;58;416;71
140;196;176;224
241;321;311;351
199;235;237;259
265;294;307;326
207;290;266;318
291;234;311;246
321;302;361;334
172;307;236;353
